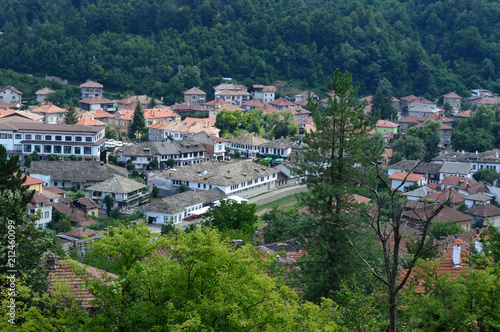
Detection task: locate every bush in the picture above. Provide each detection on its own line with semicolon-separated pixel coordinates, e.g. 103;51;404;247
132;170;139;177
151;185;159;198
108;155;118;164
234;151;241;158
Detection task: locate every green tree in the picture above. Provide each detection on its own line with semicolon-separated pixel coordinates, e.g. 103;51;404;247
45;89;66;105
128;101;147;139
165;158;175;167
272;111;299;139
126;160;135;171
473;168;500;184
63;101;78;125
151;185;159;198
101;195;116;219
105;125;117;139
406;119;441;159
295;70;383;301
262;208;304;243
148;159;158;169
372;78;397;120
390;135;427;164
429;221;464;240
215;109;242;136
203;200;258;242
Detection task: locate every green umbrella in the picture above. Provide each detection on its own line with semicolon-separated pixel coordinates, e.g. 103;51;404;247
262;157;273;161
272;158;284;162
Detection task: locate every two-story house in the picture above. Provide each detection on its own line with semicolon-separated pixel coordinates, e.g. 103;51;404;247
443;92;462;110
79;80;103;99
250;85;277;103
0;85;23;105
35;87;55;103
87;175;148;208
184;87;206;106
147;117;219;141
80;96;115;112
31;104;67;124
190;131;228;160
228;132;270;158
0;116;105;162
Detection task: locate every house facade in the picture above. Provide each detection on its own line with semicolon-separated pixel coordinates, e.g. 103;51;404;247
87;175;148;208
0;85;22;104
190;131;228;160
35;87;55;102
31;104;67;124
79;80;103;99
228;132;270;158
80;96;115;112
0;117;105;162
183;87;206;106
250;85;277;103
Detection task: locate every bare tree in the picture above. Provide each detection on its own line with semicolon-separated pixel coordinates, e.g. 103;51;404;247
342;144;449;332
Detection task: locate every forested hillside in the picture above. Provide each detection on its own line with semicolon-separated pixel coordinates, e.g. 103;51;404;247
1;0;499;103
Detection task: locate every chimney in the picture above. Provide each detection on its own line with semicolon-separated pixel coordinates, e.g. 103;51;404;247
452;239;463;268
476;151;478;155
462;150;465;154
47;253;56;270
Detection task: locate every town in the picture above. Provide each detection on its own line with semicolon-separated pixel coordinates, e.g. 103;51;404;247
2;75;500;330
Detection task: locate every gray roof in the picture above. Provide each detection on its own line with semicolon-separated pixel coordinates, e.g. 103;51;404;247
228;132;270;146
118;141;163;157
389;160;442;175
30;161;129;183
157;160;278;187
141;188;225;214
465;192;491;202
402;186;435;198
173;139;207;153
259;137;295;149
439;162;472;175
0;117;103;134
86;175;146;194
433;150;500;163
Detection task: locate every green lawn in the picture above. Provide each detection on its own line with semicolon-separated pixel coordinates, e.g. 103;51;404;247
255;194;301;212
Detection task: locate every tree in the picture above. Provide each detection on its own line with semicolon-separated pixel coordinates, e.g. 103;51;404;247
151;185;159;198
473;168;500;185
0;146;56;293
390;135;427;164
429;221;464;240
101;195;116;219
105;125;117;139
372;78;397;120
406;119;441;159
148;159;158;169
126;160;135;171
47;154;59;161
165;158;175;168
128;101;147;139
262;208;304;243
215;109;242;136
203;200;258;242
45;89;66;105
272;111;299;139
294;70;384;301
63;101;78;125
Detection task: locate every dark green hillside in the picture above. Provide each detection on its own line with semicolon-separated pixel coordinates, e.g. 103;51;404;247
1;0;499;103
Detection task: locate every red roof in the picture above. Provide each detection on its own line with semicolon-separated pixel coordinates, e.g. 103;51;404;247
20;173;45;186
79;80;103;88
376;119;399;128
0;85;22;95
269;98;295;107
80;96;114;104
143;107;177;119
389;171;424;182
92;109;114;118
443;92;462;99
397;116;420;124
358;96;372;102
183;87;206;95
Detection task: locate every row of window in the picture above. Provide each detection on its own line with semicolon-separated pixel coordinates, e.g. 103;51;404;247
24;144;93;155
0;133;95;142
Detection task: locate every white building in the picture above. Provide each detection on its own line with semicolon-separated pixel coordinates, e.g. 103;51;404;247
27;192;53;229
86;175;148;208
0;85;23;104
152;159;278;197
80;80;103;99
0;115;105;162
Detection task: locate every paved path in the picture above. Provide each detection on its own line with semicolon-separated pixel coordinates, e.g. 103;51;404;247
248;184;307;206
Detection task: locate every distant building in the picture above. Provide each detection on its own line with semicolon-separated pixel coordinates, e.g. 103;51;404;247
443;92;462;110
35;87;55;103
87;175;148;208
183;87;206;106
250;85;277;103
79;80;103;99
0;85;23;104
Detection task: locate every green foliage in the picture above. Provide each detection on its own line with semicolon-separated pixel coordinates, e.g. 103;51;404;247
151;185;159;198
262;207;304;243
65;154;77;161
473;168;500;184
125;159;135;171
429;221;464;240
457;202;468;213
177;183;190;193
406;119;441;159
63;101;78;125
452;105;498;152
165;158;175;167
160;220;178;237
372;78;396;120
148;159;158;169
101;195;116;218
295;70;383;301
401;238;439;269
128;101;147;139
390;135;427;164
234;150;241;158
47;154;59;161
105;125;117;139
107;154;117;164
203;200;258;242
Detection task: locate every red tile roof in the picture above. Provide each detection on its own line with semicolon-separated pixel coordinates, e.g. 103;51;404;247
143;107;177;119
75;116;106;126
80;96;114;104
63;227;100;239
79;80;103;88
376;119;399;128
0;85;22;95
32;104;66;114
443;92;462;99
92;109;114;118
269;98;295;107
389;171;425;182
397;116;420;124
183;87;206;95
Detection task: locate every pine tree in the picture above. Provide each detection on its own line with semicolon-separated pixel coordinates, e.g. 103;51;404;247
128;101;147;139
295;70;383;301
63;101;79;125
372;78;397;120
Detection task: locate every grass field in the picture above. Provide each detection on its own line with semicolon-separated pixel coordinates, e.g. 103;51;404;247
256;194;301;213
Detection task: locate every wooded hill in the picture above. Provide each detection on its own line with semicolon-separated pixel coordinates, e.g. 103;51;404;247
0;0;499;104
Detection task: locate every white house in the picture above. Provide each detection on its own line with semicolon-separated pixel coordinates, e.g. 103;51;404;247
464;193;492;208
228;132;270;158
27;192;53;229
80;80;103;99
0;85;23;104
141;188;225;225
190;131;228;160
86;175;148;208
439;162;473;181
151;159;278;197
35;87;55;103
388;171;428;191
0;115;105;162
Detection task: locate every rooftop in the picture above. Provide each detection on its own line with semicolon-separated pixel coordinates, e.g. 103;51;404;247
141;188;225;215
30;161;129;183
86;175;147;194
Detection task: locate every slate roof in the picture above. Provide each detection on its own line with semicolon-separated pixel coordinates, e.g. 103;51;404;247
63;227;100;239
142;188;224;214
157;159;278;187
403;204;473;223
75;197;98;210
0;117;104;135
466;204;500;218
403;187;435;199
86;175;146;194
433;150;500;164
258;137;295;149
465;192;491;202
30;161;129;183
258;240;307;264
80;80;103;88
173;139;207;153
439;162;472;175
389;160;442;175
228;132;270;146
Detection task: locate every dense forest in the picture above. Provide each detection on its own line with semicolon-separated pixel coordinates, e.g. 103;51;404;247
0;0;500;104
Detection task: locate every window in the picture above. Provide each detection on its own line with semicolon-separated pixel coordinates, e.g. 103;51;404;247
65;136;72;141
93;191;102;197
34;145;41;153
84;147;91;155
63;146;71;154
44;145;51;153
74;147;81;154
85;137;92;142
45;135;52;140
54;145;61;154
0;133;7;139
24;144;32;153
15;134;21;139
75;136;82;142
35;135;42;140
55;136;62;141
44;211;49;218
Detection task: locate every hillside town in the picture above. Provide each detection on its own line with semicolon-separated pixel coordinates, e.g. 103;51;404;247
3;76;500;329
